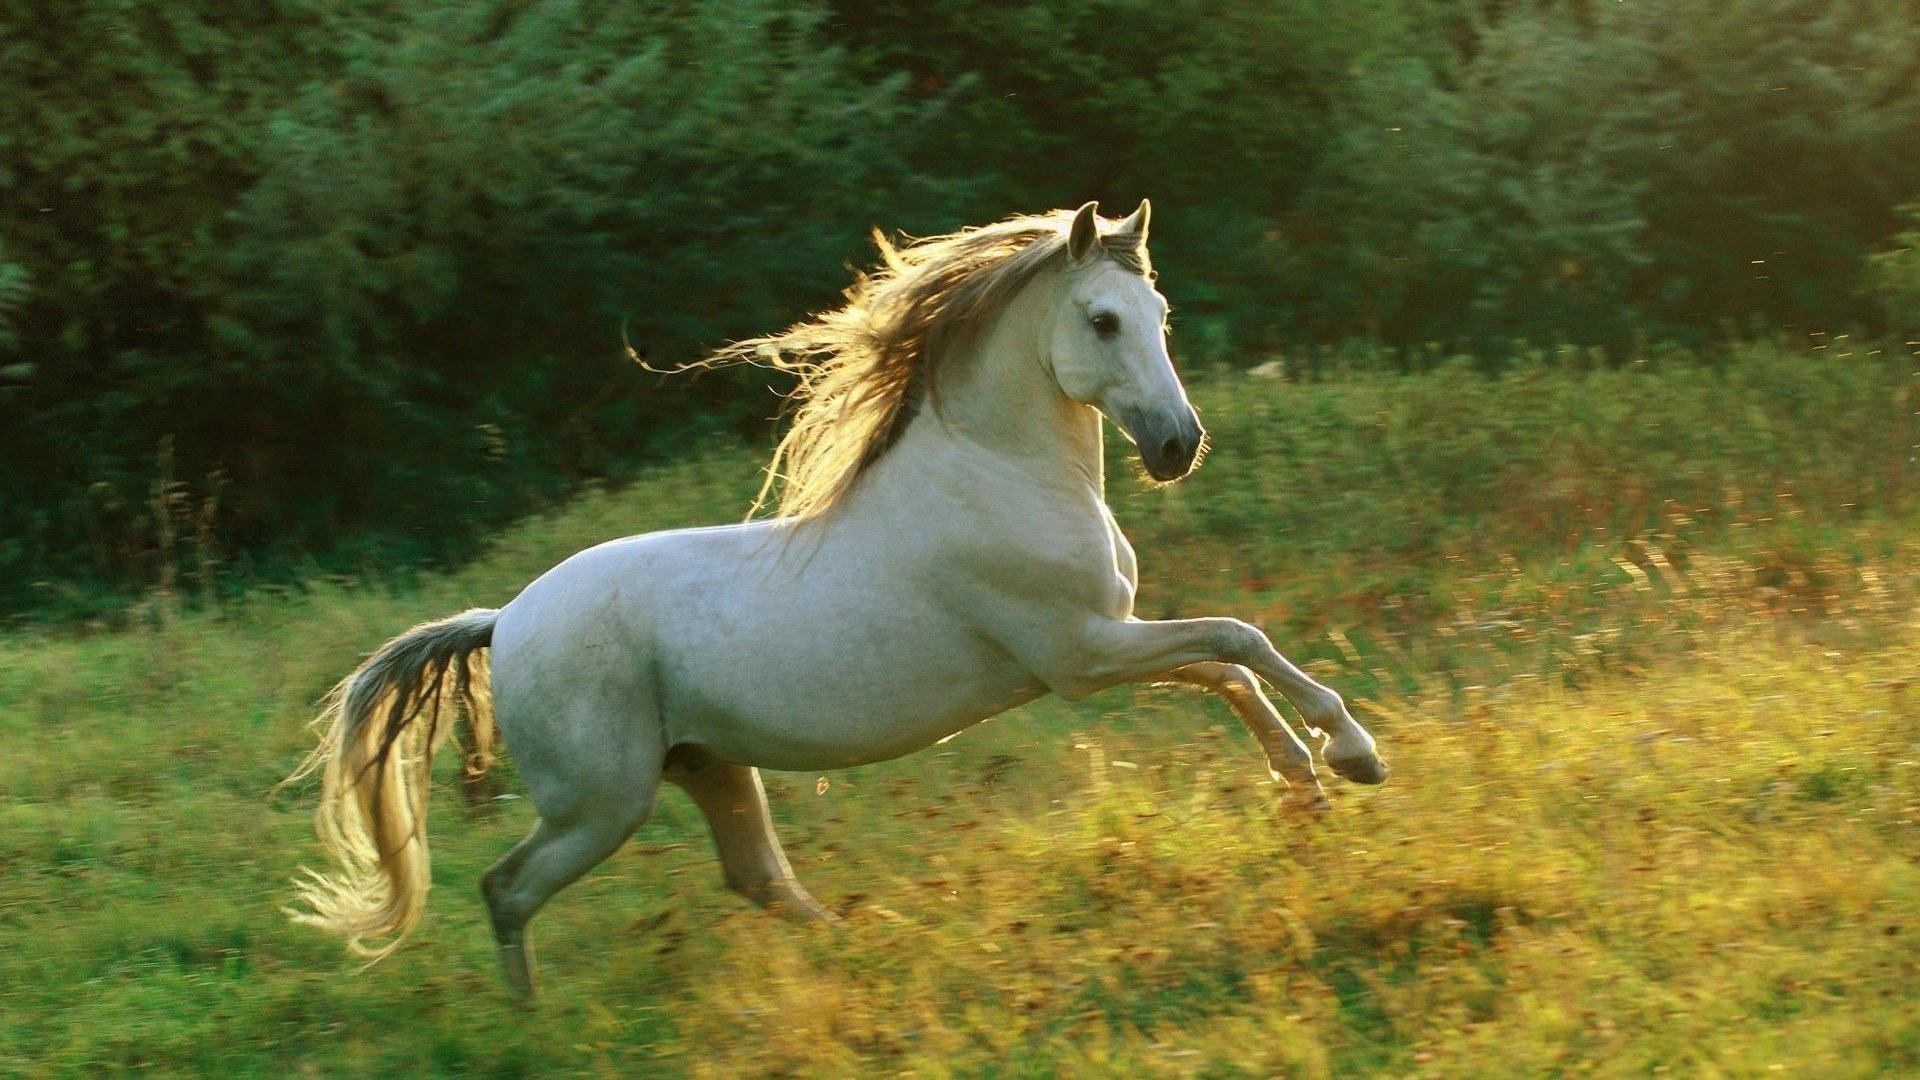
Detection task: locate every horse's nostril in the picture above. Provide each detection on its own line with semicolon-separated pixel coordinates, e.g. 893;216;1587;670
1160;437;1187;463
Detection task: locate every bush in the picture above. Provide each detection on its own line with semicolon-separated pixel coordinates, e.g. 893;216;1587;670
1865;204;1920;338
1298;0;1920;346
3;0;1919;617
0;1;951;616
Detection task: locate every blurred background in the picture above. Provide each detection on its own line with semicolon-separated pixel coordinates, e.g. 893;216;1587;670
5;0;1919;621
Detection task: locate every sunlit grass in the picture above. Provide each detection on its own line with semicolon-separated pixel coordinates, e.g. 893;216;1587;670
3;354;1917;1075
6;607;1915;1076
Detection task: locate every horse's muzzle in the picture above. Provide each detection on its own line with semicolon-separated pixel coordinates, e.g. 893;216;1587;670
1132;408;1206;482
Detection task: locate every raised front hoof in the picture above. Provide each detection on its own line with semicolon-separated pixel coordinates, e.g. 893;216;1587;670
1326;752;1389;786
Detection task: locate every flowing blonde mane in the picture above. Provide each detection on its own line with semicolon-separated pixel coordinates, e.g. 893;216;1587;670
676;208;1150;520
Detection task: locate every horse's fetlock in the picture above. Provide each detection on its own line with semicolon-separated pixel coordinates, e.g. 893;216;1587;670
1304;689;1347;730
724;872;766;899
481;871;527;943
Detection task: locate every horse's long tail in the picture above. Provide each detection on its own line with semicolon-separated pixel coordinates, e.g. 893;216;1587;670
283;607;501;960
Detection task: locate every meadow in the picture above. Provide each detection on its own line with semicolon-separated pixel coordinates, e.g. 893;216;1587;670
3;345;1918;1076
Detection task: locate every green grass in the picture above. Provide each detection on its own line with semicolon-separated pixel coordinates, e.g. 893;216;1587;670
3;347;1919;1076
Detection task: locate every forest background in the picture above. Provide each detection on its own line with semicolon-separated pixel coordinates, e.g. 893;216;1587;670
4;0;1920;619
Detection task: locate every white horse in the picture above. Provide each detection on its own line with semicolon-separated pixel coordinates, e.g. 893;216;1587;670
287;200;1388;1001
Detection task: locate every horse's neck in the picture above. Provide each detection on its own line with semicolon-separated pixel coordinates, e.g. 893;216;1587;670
909;284;1106;498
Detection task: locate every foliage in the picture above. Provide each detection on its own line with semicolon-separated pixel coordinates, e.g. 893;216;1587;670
0;1;946;616
5;0;1920;613
1865;204;1920;337
0;239;28;356
1301;0;1920;345
4;354;1919;1074
823;0;1454;350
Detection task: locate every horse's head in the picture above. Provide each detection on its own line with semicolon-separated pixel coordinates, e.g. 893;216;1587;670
1045;200;1205;482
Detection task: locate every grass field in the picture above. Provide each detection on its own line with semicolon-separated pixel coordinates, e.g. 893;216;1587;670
4;348;1919;1076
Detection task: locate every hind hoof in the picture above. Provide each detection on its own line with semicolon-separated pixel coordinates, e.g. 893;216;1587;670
1327;752;1389;785
499;942;537;1006
1281;784;1333;817
745;879;839;925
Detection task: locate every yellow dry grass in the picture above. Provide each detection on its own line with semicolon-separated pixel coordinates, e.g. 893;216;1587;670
5;589;1915;1075
5;359;1919;1075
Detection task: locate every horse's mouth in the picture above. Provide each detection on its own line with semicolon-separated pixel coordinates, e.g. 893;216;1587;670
1140;450;1195;482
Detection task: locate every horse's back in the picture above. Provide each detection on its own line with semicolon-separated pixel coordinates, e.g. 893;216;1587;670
490;521;778;688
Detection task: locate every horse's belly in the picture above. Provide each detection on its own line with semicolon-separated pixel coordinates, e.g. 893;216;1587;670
658;598;1048;771
690;687;1049;771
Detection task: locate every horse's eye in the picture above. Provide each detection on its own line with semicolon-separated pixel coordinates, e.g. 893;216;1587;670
1090;312;1120;338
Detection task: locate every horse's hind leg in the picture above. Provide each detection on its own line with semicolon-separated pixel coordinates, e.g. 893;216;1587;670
1171;662;1330;814
481;754;662;1003
665;752;834;923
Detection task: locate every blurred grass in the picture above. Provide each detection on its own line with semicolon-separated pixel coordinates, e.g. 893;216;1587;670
2;344;1918;1075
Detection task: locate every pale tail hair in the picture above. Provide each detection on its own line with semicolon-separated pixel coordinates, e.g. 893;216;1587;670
282;608;500;960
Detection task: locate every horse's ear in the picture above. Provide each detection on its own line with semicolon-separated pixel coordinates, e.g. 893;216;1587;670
1066;201;1103;262
1116;198;1150;244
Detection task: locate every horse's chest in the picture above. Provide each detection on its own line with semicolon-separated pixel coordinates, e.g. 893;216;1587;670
1057;510;1139;619
1108;511;1141;593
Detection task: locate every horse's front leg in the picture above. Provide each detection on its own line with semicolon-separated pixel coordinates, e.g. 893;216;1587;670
1065;617;1388;785
1169;662;1330;813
